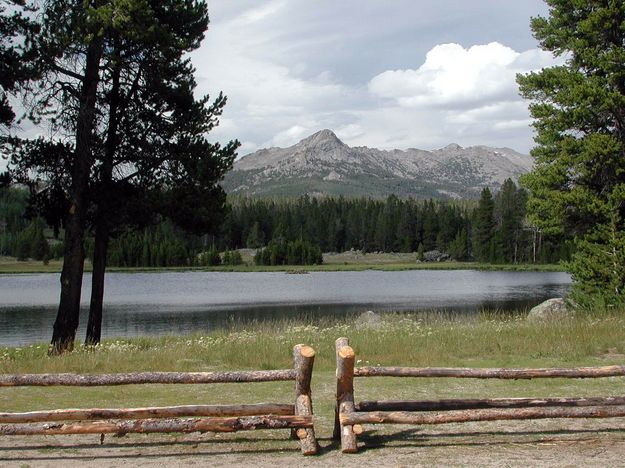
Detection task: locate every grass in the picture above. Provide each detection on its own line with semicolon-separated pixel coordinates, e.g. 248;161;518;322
0;254;565;274
3;312;623;374
1;312;624;452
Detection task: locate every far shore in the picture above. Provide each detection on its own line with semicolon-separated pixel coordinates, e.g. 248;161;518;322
0;253;565;274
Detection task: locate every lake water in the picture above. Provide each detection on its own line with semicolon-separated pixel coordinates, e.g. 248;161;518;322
0;270;571;346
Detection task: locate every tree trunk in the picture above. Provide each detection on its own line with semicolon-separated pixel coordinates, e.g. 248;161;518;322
292;344;318;455
0;415;313;436
0;369;296;386
354;364;625;379
0;403;295;423
85;39;121;346
334;337;358;453
85;222;109;346
50;34;104;355
341;405;625;426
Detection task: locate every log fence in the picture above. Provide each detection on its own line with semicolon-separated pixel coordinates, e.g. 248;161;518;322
0;344;318;455
334;337;625;453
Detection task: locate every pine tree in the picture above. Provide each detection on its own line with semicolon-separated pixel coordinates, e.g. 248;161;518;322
448;229;468;261
0;0;37;132
246;221;265;248
472;188;495;262
495;179;521;263
517;1;625;307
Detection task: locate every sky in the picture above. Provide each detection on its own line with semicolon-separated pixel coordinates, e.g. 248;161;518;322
194;0;559;156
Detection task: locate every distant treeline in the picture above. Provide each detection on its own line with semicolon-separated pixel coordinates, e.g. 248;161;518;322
219;179;570;264
0;179;571;266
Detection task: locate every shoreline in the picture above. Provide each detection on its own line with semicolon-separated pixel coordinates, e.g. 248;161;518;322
0;257;566;274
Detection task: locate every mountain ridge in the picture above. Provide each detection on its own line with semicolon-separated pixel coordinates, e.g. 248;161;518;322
223;129;533;199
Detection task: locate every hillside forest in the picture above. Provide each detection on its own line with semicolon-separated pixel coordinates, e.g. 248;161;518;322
1;178;570;267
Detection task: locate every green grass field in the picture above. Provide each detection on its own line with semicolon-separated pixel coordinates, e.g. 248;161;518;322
1;312;623;409
1;312;624;459
0;253;565;274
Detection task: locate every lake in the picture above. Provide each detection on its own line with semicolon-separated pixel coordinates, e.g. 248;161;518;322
0;270;571;346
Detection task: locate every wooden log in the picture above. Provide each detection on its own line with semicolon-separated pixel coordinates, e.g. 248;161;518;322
294;344;315;397
0;415;313;436
335;338;358;453
333;337;349;441
0;403;295;424
352;424;364;435
293;344;318;455
355;396;625;412
341;405;625;426
0;370;296;387
354;365;625;380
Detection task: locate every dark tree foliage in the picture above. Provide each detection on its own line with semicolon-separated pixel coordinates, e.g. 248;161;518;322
7;0;237;351
493;179;529;264
254;238;323;266
80;0;238;346
3;188;571;270
518;1;625;308
471;188;495;262
216;194;566;264
0;0;37;132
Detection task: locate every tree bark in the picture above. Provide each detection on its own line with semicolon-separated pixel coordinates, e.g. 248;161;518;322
355;396;625;412
335;337;357;453
0;415;313;436
50;31;104;355
0;369;296;386
85;38;121;346
293;344;317;455
354;364;625;379
341;405;625;426
0;403;294;423
85;221;108;346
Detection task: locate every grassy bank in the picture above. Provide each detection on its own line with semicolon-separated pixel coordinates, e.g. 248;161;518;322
1;313;624;450
2;313;623;374
0;254;565;274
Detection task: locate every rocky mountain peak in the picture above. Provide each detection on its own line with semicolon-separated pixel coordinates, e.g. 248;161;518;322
223;129;533;199
299;129;346;149
441;143;463;151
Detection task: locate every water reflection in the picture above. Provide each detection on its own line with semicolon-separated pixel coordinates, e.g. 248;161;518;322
0;270;571;346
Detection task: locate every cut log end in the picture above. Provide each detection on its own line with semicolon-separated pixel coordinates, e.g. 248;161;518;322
352;424;364;435
338;346;355;360
296;428;308;439
297;346;315;359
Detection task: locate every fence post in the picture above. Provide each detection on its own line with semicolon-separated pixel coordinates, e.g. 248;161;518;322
334;337;357;453
293;344;318;455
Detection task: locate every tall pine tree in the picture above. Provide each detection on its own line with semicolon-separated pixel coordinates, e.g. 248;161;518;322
518;1;625;307
472;188;495;262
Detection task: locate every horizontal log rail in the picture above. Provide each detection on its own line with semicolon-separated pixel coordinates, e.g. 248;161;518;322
0;415;313;436
0;369;296;387
335;336;625;454
0;403;295;424
355;396;625;412
341;406;625;426
0;344;318;455
354;365;625;380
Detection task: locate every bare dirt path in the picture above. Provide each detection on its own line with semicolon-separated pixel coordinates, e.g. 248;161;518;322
3;419;625;467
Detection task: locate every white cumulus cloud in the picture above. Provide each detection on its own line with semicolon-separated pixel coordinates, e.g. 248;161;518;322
368;42;558;109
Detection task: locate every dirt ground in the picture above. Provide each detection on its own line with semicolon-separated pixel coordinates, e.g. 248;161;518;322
3;418;625;467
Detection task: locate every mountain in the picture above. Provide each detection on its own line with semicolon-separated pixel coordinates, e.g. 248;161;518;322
222;129;533;199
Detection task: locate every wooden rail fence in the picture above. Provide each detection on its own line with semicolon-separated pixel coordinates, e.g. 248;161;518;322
333;337;625;453
0;344;318;455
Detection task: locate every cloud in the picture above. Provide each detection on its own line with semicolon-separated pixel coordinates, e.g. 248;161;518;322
368;42;558;109
191;2;558;155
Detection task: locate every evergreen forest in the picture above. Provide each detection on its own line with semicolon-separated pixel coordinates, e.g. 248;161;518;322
0;178;570;268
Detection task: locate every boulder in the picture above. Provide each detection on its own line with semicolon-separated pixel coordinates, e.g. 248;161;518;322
527;298;573;321
423;249;450;262
355;310;382;329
